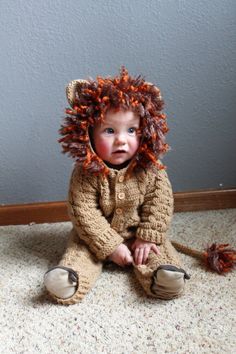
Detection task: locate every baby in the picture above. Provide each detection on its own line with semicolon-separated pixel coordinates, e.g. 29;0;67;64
44;67;190;304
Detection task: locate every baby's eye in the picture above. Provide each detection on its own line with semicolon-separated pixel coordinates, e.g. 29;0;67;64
104;128;114;134
128;127;137;135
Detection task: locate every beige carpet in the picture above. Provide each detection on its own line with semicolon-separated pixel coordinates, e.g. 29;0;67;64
0;209;235;354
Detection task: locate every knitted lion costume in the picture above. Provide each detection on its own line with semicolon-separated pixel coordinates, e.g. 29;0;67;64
59;67;235;275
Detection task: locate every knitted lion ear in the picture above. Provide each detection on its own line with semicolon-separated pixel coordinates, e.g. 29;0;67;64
145;81;163;100
66;79;89;108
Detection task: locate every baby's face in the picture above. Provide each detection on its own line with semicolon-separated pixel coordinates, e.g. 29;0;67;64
93;110;140;166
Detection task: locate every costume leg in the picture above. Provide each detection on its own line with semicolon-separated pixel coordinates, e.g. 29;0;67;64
133;239;190;300
44;228;103;305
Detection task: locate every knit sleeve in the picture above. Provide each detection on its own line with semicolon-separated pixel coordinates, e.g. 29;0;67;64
67;167;124;260
136;168;174;245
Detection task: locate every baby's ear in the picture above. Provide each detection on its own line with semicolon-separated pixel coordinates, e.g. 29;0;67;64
65;79;89;107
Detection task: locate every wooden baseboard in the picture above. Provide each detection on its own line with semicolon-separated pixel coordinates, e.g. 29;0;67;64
0;201;69;226
174;189;236;212
0;189;235;226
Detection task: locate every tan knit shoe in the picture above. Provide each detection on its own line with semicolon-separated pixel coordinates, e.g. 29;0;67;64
151;265;190;300
44;266;78;299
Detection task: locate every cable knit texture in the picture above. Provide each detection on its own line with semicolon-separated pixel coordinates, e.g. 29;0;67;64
56;229;103;305
68;164;174;260
47;164;184;304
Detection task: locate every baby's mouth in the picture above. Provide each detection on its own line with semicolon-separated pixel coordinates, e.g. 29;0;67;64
113;150;127;154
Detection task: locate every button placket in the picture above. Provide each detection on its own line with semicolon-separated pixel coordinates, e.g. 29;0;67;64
112;173;126;231
118;175;124;183
115;208;123;215
118;192;125;200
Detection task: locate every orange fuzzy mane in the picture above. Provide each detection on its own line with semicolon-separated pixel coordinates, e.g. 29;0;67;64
59;67;169;176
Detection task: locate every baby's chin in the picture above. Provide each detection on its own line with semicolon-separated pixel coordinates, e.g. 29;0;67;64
104;159;131;170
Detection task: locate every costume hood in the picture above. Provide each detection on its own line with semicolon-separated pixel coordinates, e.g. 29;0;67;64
59;67;169;177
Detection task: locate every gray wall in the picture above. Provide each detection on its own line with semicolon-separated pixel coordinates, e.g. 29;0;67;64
1;0;236;205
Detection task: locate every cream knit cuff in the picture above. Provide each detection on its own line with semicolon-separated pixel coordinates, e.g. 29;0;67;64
136;228;165;245
92;229;124;260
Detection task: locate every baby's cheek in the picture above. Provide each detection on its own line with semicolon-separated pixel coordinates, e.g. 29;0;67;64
130;138;140;154
95;140;110;158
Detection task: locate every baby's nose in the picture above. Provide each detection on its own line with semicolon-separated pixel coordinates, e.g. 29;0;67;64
115;133;126;144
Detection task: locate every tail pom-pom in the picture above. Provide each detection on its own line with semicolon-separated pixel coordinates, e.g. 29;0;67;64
204;243;236;274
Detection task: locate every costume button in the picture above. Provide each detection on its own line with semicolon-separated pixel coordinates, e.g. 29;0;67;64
116;208;123;215
118;192;125;200
118;175;124;183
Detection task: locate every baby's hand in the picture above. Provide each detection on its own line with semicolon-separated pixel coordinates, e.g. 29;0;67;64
131;238;160;266
108;244;133;267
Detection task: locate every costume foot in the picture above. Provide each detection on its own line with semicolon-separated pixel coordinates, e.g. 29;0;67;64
151;265;190;300
44;266;78;299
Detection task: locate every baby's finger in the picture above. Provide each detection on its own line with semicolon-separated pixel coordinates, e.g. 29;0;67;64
135;248;144;265
151;245;160;255
125;254;133;265
143;247;150;264
134;248;139;264
130;241;136;251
